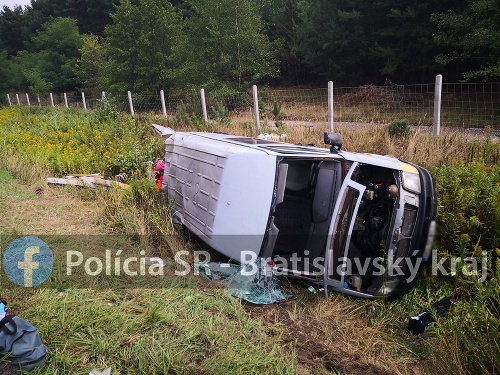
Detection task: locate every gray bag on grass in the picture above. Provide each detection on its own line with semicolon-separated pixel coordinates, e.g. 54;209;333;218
0;315;47;373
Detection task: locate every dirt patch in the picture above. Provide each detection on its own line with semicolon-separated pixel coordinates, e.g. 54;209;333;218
0;180;103;236
245;303;392;375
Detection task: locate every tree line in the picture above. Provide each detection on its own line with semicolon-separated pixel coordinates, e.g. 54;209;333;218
0;0;498;99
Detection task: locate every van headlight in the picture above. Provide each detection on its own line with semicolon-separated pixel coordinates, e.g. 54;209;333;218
368;278;401;296
402;172;421;194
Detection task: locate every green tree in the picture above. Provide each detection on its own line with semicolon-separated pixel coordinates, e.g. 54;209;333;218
25;0;119;37
10;50;36;90
294;0;374;84
104;0;184;93
30;17;84;91
433;0;500;81
0;50;16;100
370;0;460;83
0;5;29;57
76;0;121;35
11;17;83;93
175;0;279;89
76;35;110;98
293;0;473;85
22;68;53;97
258;0;302;84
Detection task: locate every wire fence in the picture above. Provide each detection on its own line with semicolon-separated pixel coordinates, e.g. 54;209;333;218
5;81;500;129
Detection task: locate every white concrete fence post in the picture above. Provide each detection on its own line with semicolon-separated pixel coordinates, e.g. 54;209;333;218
50;93;54;107
200;88;208;124
16;94;20;105
7;94;11;106
82;92;87;110
26;93;31;107
128;90;134;117
433;74;442;136
160;90;167;118
252;85;260;134
64;93;69;108
328;81;334;132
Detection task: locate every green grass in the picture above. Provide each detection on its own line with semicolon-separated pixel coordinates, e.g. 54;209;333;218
0;161;298;374
0;172;298;374
1;287;297;375
0;169;30;197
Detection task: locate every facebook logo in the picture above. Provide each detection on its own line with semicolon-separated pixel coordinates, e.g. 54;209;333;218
3;236;53;287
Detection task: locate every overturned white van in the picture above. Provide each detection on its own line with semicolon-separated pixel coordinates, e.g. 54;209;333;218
159;127;437;298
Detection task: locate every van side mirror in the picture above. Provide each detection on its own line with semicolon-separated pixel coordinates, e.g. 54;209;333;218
324;132;343;153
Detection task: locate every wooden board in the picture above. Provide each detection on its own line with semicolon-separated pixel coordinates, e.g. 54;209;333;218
47;176;129;189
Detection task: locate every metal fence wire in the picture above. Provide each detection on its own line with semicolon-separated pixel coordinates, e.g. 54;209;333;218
5;82;500;129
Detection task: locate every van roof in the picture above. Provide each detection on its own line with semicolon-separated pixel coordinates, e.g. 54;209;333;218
183;132;411;171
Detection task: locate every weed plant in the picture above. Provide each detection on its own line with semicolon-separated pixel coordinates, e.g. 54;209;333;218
388;119;411;137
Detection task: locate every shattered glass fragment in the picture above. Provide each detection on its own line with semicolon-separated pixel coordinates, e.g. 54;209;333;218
194;258;295;305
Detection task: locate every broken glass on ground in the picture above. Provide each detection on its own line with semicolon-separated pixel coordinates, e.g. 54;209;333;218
194;258;295;305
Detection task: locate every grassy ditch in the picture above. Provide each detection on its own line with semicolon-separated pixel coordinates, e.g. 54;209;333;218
0;106;498;374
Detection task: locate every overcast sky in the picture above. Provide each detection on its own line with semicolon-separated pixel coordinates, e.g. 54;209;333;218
0;0;32;10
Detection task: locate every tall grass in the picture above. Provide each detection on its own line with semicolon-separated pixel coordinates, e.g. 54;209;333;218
1;287;298;374
154;111;498;169
0;106;163;183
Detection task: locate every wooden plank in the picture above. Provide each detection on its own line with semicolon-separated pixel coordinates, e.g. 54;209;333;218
94;178;130;189
65;173;105;179
47;176;129;190
47;177;95;188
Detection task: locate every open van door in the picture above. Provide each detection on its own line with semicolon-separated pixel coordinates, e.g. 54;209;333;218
323;162;369;297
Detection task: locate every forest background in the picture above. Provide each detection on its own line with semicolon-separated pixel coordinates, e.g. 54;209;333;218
0;0;499;101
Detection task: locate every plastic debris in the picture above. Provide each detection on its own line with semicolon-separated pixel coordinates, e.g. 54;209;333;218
144;257;166;267
89;368;111;375
0;299;8;320
257;133;287;141
115;173;127;183
408;296;458;334
194;258;295;305
408;311;435;334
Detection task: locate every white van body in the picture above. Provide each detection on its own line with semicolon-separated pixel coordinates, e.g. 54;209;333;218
161;130;437;298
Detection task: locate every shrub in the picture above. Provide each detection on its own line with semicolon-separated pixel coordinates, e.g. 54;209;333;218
388;119;410;137
413;160;500;374
434;160;500;257
90;95;121;123
210;101;229;120
112;138;164;179
208;87;252;111
171;101;205;130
